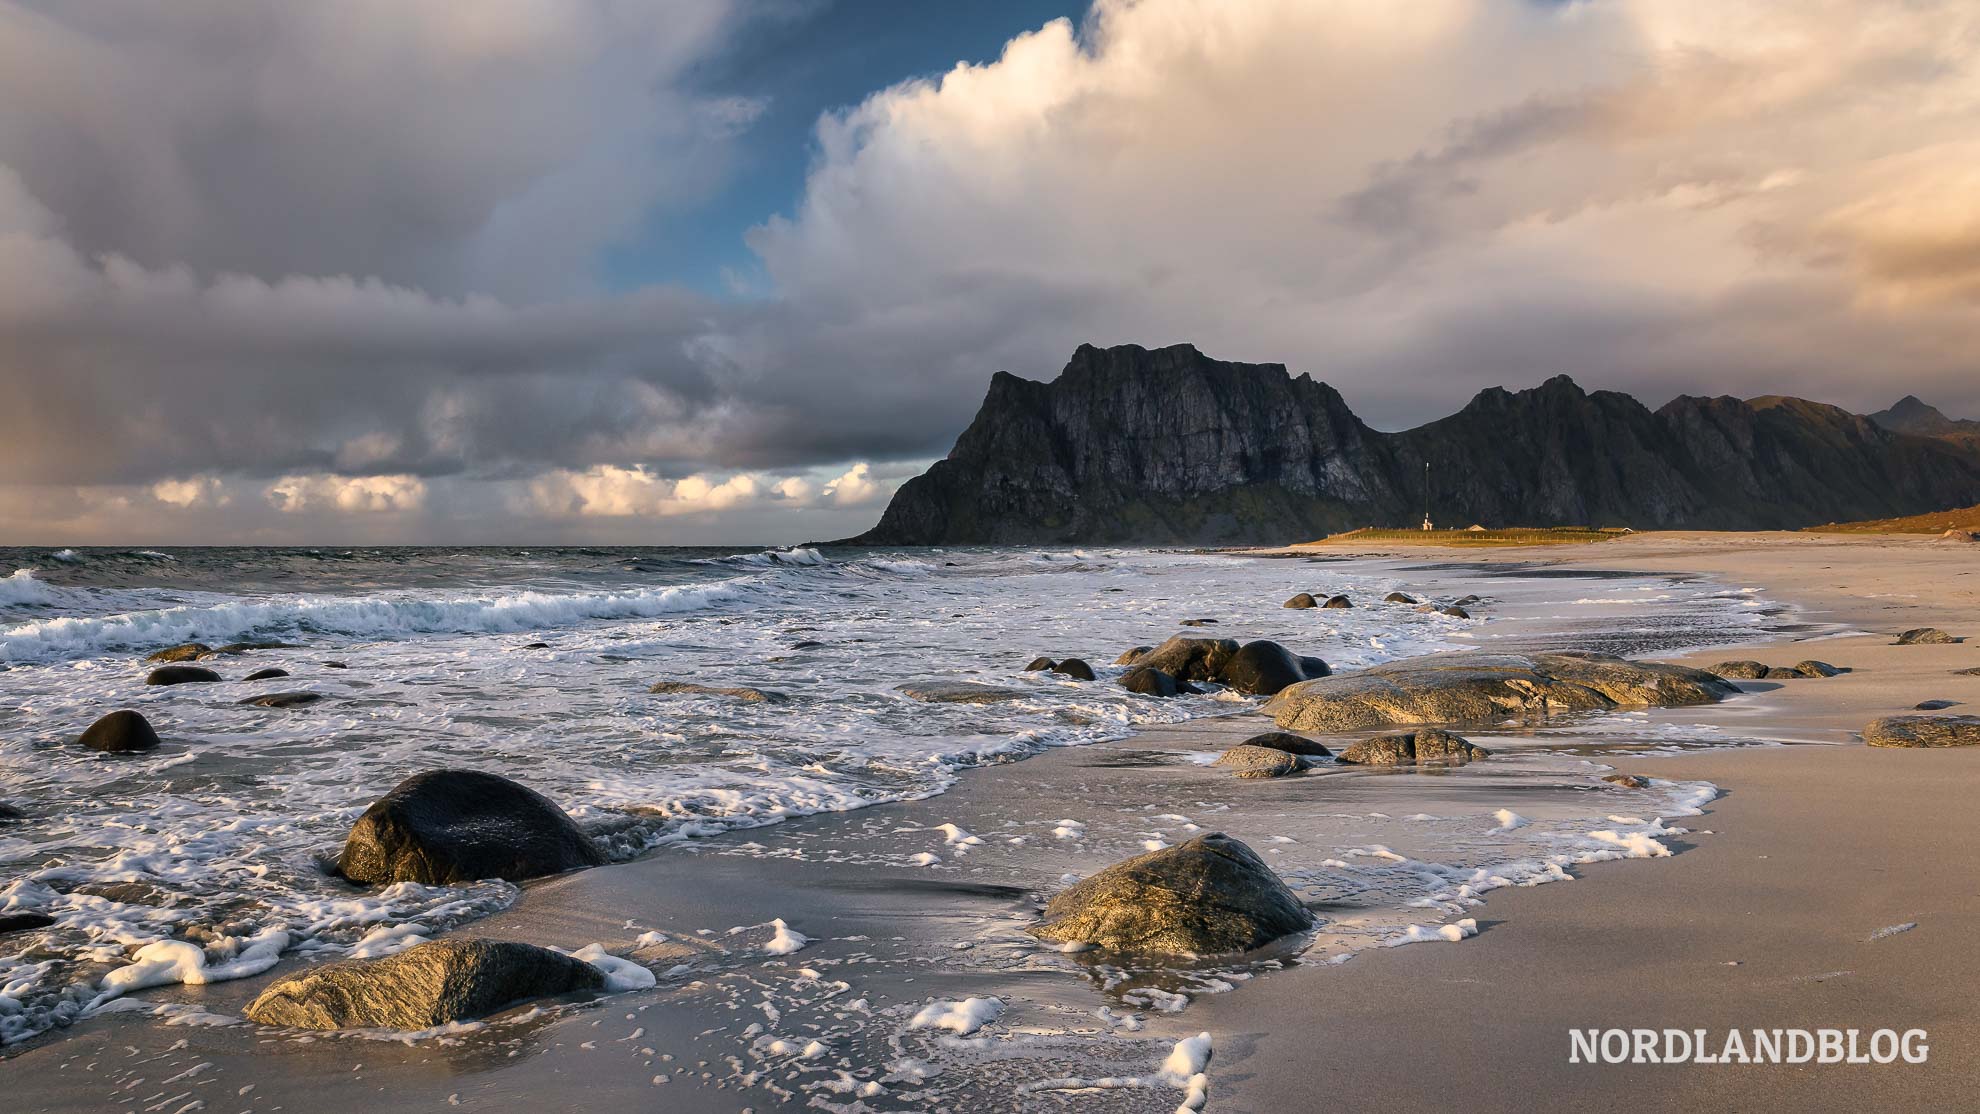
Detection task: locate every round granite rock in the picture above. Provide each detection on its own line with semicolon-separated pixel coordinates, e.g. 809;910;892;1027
1863;715;1980;748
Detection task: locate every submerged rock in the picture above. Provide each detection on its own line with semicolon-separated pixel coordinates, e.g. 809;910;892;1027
1708;660;1770;680
895;681;1029;705
238;691;323;709
1114;646;1153;666
1336;729;1488;766
648;681;786;703
1440;606;1472;619
1895;628;1961;645
1050;658;1096;682
1322;595;1352;609
244;939;605;1030
1119;666;1182;698
1237;731;1331;757
1179;618;1219;627
0;912;57;934
79;710;161;753
1283;593;1319;609
145;665;221;686
214;640;298;655
1863;715;1980;748
1212;745;1307;779
1023;657;1057;672
1383;592;1418;605
1914;699;1959;711
1028;833;1311;956
1602;773;1651;789
322;661;349;669
243;667;291;681
338;769;605;886
1266;651;1734;732
146;643;212;663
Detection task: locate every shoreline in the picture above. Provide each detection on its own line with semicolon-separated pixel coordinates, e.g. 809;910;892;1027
7;533;1977;1110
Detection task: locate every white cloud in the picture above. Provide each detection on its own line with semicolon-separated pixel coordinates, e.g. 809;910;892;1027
150;475;229;508
822;463;887;507
266;473;428;514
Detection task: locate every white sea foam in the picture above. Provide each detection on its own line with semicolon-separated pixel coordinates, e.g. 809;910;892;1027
908;996;1004;1035
0;569;55;607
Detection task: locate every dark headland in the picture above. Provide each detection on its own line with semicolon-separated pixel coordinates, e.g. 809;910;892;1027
843;342;1980;545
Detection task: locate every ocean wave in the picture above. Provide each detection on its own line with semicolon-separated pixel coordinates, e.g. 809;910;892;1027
0;578;748;661
724;547;828;568
48;549;82;564
0;569;56;607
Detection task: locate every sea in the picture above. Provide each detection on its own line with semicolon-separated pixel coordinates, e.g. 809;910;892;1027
0;544;1794;1049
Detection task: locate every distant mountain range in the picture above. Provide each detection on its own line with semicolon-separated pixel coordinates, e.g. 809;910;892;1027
845;343;1980;545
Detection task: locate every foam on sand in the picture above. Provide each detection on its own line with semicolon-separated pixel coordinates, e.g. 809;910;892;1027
558;944;657;991
88;929;290;1010
908;996;1004;1035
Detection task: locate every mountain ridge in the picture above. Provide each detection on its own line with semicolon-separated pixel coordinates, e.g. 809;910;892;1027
844;343;1980;545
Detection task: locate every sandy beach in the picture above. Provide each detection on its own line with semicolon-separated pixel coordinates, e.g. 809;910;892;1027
6;532;1977;1112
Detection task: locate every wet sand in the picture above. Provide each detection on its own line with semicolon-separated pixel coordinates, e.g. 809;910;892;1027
8;532;1978;1111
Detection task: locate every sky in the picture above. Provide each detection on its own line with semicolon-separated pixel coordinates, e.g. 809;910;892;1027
2;0;1978;545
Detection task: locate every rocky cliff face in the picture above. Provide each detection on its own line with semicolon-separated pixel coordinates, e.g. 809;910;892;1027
846;343;1980;544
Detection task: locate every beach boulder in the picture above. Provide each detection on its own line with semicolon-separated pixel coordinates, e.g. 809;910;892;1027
1212;745;1307;779
1708;660;1770;680
896;681;1029;705
1028;833;1312;956
1322;595;1353;609
1336;729;1488;766
1219;640;1325;696
1119;666;1183;698
1283;593;1319;609
1023;657;1057;672
146;643;212;663
1602;773;1651;789
1956;667;1980;677
244;939;604;1030
1133;636;1241;682
1266;651;1735;732
1238;731;1331;758
1384;592;1418;605
1114;646;1153;666
648;681;785;703
79;710;161;753
1863;715;1980;748
237;691;323;709
337;769;605;886
1895;628;1961;645
1915;699;1959;710
243;667;290;681
145;665;221;686
1793;660;1843;678
1050;658;1096;682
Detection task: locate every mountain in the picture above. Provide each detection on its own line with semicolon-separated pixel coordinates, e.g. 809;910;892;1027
1867;395;1980;450
844;343;1980;545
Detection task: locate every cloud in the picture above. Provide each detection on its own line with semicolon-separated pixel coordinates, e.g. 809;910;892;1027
3;0;1980;544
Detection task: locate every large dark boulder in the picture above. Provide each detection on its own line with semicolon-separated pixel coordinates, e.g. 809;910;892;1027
1114;646;1153;666
244;939;605;1030
337;770;605;886
1133;636;1241;681
1384;592;1418;604
1895;628;1962;645
1337;729;1488;766
243;667;290;681
79;710;161;753
1322;595;1352;609
1863;715;1980;748
146;665;221;686
1219;640;1323;696
1267;651;1735;731
1119;667;1182;697
1023;657;1057;672
1283;593;1319;609
1028;833;1312;956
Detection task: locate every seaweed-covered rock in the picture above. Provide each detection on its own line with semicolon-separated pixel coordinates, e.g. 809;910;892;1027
1863;715;1980;748
648;681;785;703
1237;731;1331;757
895;681;1029;704
1050;658;1096;682
145;665;221;686
337;770;605;886
79;710;161;753
1266;652;1734;732
1336;729;1488;766
237;691;323;708
1895;628;1961;645
1283;593;1319;609
1708;660;1770;680
244;939;605;1030
1028;833;1311;956
1212;745;1307;779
